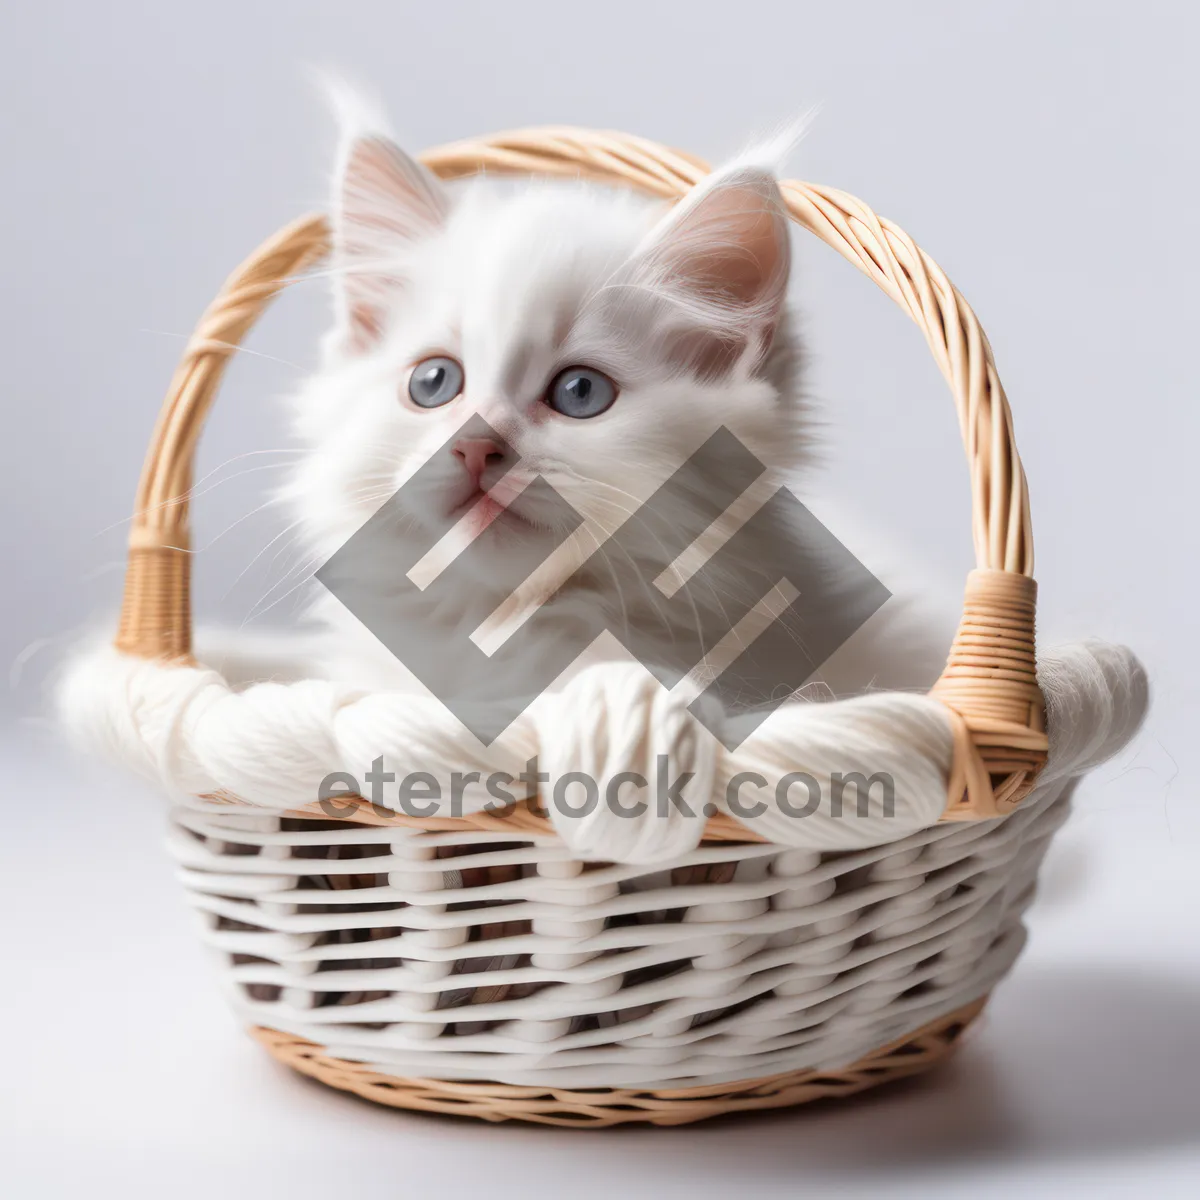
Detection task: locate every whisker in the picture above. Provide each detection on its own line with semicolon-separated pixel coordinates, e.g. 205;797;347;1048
219;516;312;603
96;451;305;537
138;329;308;373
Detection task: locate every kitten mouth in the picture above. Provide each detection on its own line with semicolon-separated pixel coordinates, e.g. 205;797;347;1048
453;487;529;534
450;473;541;534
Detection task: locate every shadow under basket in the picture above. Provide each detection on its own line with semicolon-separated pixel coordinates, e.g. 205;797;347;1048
125;127;1061;1125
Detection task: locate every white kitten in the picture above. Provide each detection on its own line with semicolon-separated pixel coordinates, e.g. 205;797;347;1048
282;98;872;724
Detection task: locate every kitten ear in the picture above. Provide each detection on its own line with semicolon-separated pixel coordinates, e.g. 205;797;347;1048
329;100;448;353
626;164;791;377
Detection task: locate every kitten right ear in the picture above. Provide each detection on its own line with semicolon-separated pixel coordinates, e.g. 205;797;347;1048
329;99;448;353
612;161;792;380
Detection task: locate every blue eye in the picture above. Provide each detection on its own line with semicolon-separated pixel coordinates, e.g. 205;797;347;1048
546;367;617;419
408;356;464;408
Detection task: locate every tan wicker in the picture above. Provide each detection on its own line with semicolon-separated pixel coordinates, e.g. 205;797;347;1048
251;996;986;1127
115;128;1061;1124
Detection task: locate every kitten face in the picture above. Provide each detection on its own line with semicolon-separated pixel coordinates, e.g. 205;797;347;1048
288;113;805;621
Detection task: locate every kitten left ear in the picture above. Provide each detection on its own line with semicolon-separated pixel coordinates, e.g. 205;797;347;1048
624;164;791;377
331;125;449;353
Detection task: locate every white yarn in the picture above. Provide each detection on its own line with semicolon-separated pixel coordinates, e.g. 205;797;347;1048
1037;639;1149;784
715;693;955;849
330;691;535;814
57;646;525;811
534;664;722;864
57;634;1147;864
57;650;230;792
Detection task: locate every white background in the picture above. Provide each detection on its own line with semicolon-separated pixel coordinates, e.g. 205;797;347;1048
2;1;1196;1195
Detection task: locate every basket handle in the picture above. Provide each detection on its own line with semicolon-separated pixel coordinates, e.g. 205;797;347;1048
114;127;1047;820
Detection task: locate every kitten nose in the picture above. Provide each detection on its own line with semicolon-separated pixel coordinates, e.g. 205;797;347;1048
452;437;505;484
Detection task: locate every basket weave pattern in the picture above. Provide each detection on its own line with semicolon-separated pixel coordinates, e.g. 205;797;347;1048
121;128;1058;1122
174;780;1068;1120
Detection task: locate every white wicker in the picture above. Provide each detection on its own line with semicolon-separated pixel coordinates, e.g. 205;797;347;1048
171;778;1069;1093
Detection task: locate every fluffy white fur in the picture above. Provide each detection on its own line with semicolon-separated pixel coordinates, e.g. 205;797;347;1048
286;95;806;703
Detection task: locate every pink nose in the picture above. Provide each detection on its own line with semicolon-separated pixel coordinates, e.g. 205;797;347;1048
452;437;505;483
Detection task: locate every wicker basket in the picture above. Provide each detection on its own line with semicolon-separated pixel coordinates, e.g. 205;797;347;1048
113;128;1061;1127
